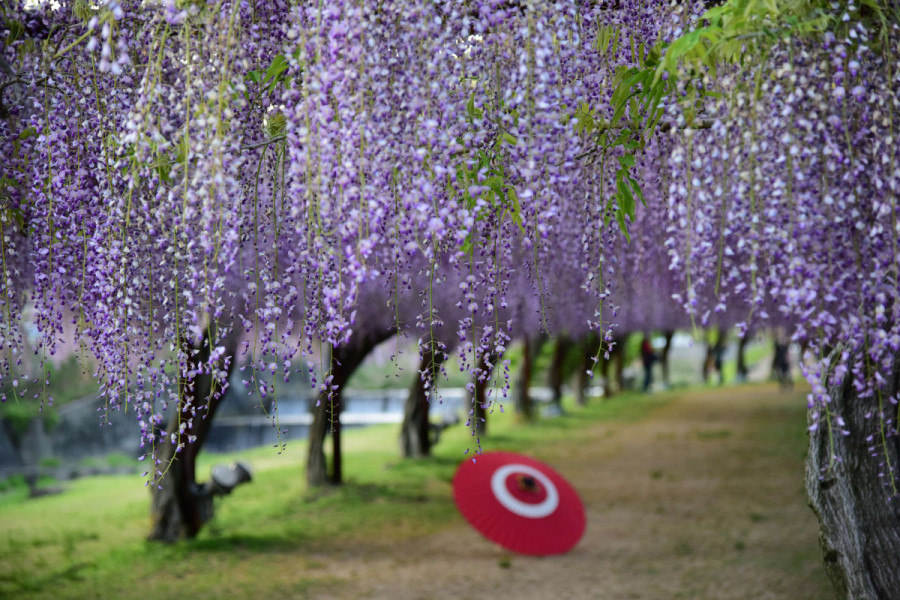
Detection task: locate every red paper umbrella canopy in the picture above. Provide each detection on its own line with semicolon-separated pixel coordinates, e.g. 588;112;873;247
453;451;586;556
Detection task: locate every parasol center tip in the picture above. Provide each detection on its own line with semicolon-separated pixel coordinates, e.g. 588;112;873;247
517;474;540;493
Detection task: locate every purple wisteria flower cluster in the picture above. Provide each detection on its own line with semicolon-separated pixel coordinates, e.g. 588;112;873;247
664;4;900;485
1;1;672;475
5;0;898;495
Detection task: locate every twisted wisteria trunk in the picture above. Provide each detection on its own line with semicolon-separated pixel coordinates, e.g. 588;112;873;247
659;330;674;388
574;332;599;406
400;346;444;458
600;340;615;399
470;353;497;437
148;327;238;543
306;386;333;489
735;329;750;382
515;335;545;420
574;357;589;405
613;333;628;393
307;329;394;488
702;327;725;385
548;334;571;413
514;336;535;420
806;350;900;599
702;328;715;383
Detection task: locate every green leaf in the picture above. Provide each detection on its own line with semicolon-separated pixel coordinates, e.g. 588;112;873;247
611;68;639;107
610;101;628;130
466;93;483;120
175;137;189;166
263;54;288;84
18;127;37;141
617;172;635;221
615;208;630;242
255;54;291;94
661;29;703;72
699;89;723;99
643;43;662;68
501;132;517;146
628;176;646;207
508;108;520;129
610;87;645;129
595;24;614;55
609;76;651;127
507;188;525;233
5;20;25;46
611;127;633;148
476;150;490;171
153;157;172;183
485;176;504;196
479;191;495;214
617;154;636;168
700;4;731;22
644;82;667;129
574;102;595;135
3;207;27;234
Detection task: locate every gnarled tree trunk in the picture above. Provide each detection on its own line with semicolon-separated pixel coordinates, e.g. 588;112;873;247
515;335;536;421
515;335;545;420
547;334;571;414
574;332;600;406
806;350;900;599
400;345;444;458
702;328;715;383
613;333;628;393
149;325;239;543
306;388;331;488
307;328;395;488
659;330;674;387
703;327;725;385
735;329;750;382
469;353;496;437
600;340;614;398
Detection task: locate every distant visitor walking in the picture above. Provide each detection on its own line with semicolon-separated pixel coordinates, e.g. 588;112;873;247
772;334;793;390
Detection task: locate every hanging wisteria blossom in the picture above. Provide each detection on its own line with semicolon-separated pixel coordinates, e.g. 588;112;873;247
1;0;675;454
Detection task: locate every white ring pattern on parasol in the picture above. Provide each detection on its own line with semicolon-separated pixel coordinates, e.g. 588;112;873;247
489;464;560;519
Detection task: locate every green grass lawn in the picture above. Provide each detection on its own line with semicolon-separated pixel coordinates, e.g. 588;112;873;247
0;390;670;600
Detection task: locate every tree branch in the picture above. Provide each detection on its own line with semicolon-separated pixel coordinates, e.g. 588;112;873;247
240;135;285;151
569;118;717;164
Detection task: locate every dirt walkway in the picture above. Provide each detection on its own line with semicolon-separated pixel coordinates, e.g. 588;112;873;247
302;384;832;600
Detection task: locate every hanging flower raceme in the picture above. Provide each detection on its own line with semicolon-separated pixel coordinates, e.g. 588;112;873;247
1;0;679;471
664;5;900;480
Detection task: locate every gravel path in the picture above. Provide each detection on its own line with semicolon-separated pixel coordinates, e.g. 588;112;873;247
302;384;832;600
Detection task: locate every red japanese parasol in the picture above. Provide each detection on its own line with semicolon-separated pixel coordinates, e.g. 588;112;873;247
452;451;586;556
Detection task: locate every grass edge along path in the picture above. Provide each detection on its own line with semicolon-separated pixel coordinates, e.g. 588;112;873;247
0;384;828;599
0;390;667;599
